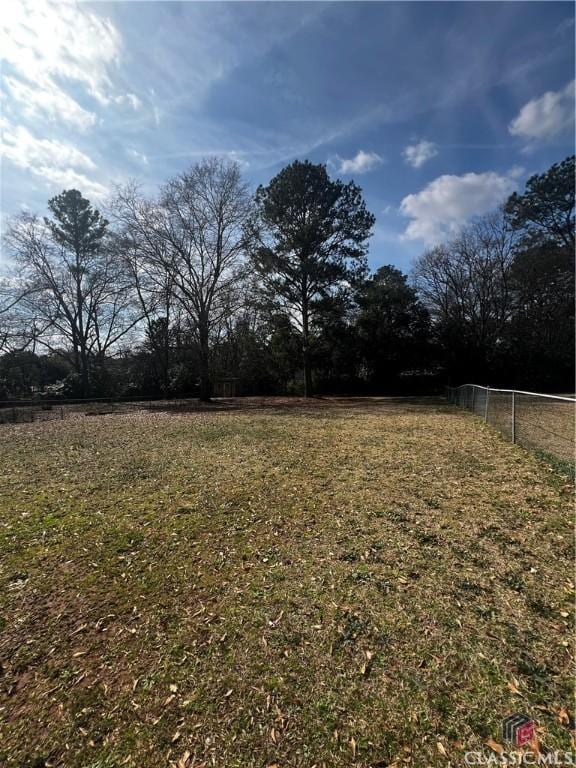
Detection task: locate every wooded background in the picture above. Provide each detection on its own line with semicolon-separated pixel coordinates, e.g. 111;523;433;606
1;155;573;400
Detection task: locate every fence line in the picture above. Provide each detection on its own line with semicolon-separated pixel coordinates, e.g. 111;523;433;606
0;396;201;425
446;384;575;465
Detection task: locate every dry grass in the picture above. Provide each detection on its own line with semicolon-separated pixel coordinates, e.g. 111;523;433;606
485;393;575;465
450;387;575;465
0;398;573;768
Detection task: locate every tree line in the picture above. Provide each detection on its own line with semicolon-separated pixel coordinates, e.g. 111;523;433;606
0;155;573;400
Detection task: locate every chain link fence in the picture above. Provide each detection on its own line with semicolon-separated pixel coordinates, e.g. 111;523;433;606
446;384;575;465
0;396;202;425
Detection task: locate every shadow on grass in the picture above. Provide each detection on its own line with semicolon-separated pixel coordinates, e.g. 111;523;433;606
533;448;575;482
146;395;451;417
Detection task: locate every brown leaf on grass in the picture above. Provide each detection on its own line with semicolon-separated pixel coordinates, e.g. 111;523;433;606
527;735;542;756
557;707;571;726
1;398;573;766
485;738;504;755
361;649;375;675
507;679;521;694
268;610;284;627
350;737;357;757
436;741;447;756
453;741;465;750
176;751;191;768
171;731;181;743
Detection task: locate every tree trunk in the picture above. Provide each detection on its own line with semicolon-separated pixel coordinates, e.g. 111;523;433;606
301;297;313;398
80;347;89;398
159;330;170;395
198;319;211;402
162;347;170;395
303;343;313;398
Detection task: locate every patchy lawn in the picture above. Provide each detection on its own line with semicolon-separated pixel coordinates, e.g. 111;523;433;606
0;398;573;767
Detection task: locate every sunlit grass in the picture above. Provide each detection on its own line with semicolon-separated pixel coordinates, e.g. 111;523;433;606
0;400;573;767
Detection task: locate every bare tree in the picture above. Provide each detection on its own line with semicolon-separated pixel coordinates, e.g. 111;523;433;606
4;190;142;395
112;158;252;401
0;277;29;354
112;224;177;393
412;210;517;376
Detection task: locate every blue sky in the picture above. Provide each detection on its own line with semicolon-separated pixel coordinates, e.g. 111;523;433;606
1;1;574;271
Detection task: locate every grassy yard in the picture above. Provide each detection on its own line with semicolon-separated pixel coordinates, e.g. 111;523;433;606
0;398;573;767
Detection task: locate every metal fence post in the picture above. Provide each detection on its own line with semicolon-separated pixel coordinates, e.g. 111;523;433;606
511;391;516;444
445;384;574;463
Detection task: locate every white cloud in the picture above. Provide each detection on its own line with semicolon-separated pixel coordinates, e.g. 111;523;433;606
1;123;96;171
338;150;383;174
30;167;108;202
400;171;517;244
127;94;142;110
116;93;143;110
507;165;525;180
402;140;438;169
128;148;149;165
4;76;97;132
0;0;127;129
509;81;575;142
1;122;107;200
